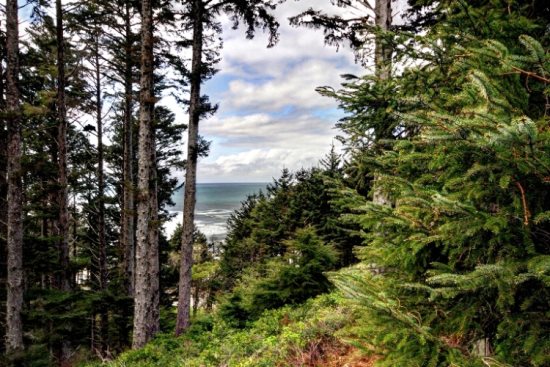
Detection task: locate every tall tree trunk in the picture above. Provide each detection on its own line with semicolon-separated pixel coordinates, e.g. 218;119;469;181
176;0;203;336
372;0;392;206
0;19;8;356
5;0;24;353
121;1;135;297
56;0;70;292
132;0;159;349
95;33;107;299
0;19;6;262
94;31;109;354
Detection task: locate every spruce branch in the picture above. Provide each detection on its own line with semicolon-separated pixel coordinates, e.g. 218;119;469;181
514;181;531;226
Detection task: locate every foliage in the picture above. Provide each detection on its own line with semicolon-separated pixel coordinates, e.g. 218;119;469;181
220;164;362;292
82;293;352;367
221;227;338;324
331;31;550;367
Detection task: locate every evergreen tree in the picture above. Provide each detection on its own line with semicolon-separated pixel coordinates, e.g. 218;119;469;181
332;19;550;367
290;0;393;68
176;0;280;335
133;0;159;348
55;0;71;293
5;0;23;355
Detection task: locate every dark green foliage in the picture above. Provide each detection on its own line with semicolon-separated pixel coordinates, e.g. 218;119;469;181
220;227;337;326
219;292;251;329
249;228;337;313
220;164;362;292
330;18;550;367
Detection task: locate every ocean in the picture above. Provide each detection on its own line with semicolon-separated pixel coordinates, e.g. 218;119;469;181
164;182;268;241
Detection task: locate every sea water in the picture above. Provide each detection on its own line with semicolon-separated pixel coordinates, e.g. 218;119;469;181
164;182;268;241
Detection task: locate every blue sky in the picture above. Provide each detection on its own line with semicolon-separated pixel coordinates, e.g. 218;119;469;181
163;0;362;183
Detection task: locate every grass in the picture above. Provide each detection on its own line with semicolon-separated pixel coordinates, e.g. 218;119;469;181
81;292;375;367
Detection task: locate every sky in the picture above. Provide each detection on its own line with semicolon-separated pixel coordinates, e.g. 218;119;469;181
162;1;363;183
18;0;374;184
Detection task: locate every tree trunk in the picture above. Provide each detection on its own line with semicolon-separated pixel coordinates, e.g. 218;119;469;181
374;0;392;80
372;0;392;206
176;0;203;336
5;0;24;354
121;1;135;298
192;283;200;317
132;0;159;348
0;18;6;257
0;20;8;357
94;31;109;354
56;0;70;292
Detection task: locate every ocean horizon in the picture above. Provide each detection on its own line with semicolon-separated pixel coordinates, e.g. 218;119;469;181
164;182;269;241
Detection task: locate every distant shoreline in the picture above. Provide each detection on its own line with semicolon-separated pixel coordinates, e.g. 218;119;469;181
164;182;269;240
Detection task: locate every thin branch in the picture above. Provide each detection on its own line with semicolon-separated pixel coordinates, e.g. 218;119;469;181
515;181;531;226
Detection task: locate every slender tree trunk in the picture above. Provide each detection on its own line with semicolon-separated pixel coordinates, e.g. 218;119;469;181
121;1;135;297
94;31;109;354
176;0;203;336
0;20;8;357
6;0;24;353
372;0;393;206
95;34;107;298
132;0;159;348
148;122;159;335
192;283;200;317
56;0;70;292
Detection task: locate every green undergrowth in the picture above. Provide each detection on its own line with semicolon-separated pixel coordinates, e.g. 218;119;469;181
84;293;354;367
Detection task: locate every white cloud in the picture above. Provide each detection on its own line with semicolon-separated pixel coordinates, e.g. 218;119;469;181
223;59;349;111
217;1;361;78
202;112;333;142
198;147;329;183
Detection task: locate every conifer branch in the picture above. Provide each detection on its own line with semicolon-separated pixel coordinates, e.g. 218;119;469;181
514;181;531;226
510;66;550;83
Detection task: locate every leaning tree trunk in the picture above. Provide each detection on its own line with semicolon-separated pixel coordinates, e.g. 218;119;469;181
372;0;393;206
56;0;70;292
5;0;24;354
175;0;203;337
132;0;159;349
121;1;135;298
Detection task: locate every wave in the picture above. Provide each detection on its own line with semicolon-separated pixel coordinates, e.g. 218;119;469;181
196;208;234;216
164;211;229;241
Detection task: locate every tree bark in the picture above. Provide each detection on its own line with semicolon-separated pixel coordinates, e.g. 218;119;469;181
56;0;70;292
121;1;135;298
374;0;392;81
5;0;24;353
0;18;8;354
132;0;159;348
372;0;393;206
176;0;203;336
